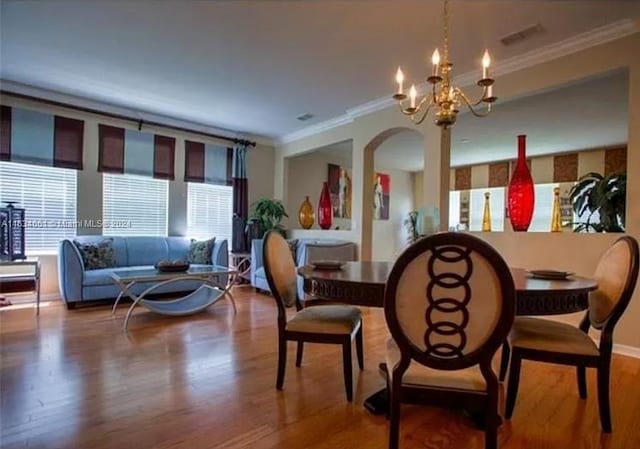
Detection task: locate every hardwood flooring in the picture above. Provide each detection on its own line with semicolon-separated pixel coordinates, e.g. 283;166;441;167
1;288;639;449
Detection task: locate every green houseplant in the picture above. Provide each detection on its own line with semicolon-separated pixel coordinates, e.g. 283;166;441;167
569;171;626;233
248;198;289;236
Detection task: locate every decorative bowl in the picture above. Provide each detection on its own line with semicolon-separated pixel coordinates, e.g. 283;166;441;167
527;269;574;280
155;261;190;272
311;260;345;271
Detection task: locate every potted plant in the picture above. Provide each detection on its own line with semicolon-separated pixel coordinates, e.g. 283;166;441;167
569;171;626;232
404;210;420;244
248;198;289;238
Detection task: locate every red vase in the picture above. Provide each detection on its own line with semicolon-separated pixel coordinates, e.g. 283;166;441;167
508;135;535;232
318;182;333;230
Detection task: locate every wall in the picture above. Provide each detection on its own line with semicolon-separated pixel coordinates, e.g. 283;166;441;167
1;96;275;296
285;149;353;231
371;168;413;261
275;33;640;351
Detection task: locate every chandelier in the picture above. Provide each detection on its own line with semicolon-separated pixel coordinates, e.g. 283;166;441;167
392;0;496;128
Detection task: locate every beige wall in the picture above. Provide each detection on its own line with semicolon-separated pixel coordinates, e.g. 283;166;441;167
371;168;414;261
285;149;352;231
275;32;640;350
1;96;275;296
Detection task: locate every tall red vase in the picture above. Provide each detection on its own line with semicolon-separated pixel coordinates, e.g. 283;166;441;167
318;182;333;230
508;135;535;232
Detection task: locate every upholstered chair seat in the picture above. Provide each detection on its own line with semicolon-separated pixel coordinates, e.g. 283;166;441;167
385;339;486;391
502;236;639;433
286;305;361;334
262;231;364;401
508;317;599;356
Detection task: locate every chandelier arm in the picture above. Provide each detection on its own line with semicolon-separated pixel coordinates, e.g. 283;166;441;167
411;99;435;125
458;90;492;117
455;87;486;108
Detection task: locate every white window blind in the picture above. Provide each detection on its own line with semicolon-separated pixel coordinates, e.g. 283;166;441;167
187;183;233;243
103;174;168;236
469;187;505;231
528;183;558;232
448;190;461;230
0;161;77;253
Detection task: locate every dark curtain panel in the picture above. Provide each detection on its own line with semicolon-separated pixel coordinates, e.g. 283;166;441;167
153;135;176;180
97;124;125;173
53;116;84;170
0;106;11;161
232;143;249;252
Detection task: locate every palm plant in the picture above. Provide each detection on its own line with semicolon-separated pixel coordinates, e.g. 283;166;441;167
249;198;288;235
569;172;626;233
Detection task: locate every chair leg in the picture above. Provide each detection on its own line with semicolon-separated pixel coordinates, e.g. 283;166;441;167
597;364;612;432
276;337;287;390
505;353;522;419
388;386;401;449
296;342;304;367
577;366;587;399
342;341;353;402
499;342;510;382
356;326;364;371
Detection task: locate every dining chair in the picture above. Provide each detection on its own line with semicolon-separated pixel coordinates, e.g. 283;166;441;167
384;232;516;449
503;236;639;432
262;230;364;401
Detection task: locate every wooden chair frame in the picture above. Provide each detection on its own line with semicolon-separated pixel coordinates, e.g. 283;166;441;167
384;232;516;449
501;236;639;433
263;231;363;401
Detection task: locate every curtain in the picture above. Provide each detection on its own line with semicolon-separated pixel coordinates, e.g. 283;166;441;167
1;106;84;170
232;143;249;252
184;140;232;185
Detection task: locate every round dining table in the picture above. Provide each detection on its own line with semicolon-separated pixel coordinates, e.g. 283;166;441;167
298;262;597;315
297;261;598;415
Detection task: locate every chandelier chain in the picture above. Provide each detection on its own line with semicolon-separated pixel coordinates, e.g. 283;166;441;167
443;0;449;62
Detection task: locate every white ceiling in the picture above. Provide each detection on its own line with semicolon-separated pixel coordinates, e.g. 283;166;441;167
1;1;639;139
314;69;629;171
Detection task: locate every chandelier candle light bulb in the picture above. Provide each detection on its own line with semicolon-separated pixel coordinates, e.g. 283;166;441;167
391;0;497;128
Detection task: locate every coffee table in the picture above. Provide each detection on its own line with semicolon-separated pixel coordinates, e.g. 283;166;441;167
110;265;238;329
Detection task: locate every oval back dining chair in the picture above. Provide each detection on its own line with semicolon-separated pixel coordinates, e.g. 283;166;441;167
384;232;516;449
503;235;639;432
262;230;363;401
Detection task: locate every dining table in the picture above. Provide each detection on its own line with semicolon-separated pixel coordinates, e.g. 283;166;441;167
297;261;598;415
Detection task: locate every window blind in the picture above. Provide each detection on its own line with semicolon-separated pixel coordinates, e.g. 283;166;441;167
103;173;168;236
448;190;461;230
0;161;77;253
528;184;558;232
469;187;505;231
187;183;233;243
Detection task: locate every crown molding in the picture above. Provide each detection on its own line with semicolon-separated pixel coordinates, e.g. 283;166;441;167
279;18;638;146
277;113;353;145
0;80;275;147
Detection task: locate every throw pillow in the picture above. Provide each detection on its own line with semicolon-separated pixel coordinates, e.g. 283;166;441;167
286;239;298;264
74;239;116;270
188;237;216;264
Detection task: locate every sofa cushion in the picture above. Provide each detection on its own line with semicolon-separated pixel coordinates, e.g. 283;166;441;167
188;238;216;264
74;239;116;270
254;267;266;281
125;237;170;266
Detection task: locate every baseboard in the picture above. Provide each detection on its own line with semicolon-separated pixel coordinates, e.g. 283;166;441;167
613;344;640;359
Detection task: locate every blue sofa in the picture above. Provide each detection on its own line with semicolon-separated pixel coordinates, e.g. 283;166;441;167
251;238;356;299
58;236;228;308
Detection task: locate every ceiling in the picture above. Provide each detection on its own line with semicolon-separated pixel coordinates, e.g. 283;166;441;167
313;69;629;171
1;1;639;139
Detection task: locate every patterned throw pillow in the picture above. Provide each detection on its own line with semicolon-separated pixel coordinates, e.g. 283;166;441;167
286;239;298;264
74;239;116;270
188;237;216;264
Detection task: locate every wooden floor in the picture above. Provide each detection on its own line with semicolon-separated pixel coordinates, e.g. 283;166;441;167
1;288;639;449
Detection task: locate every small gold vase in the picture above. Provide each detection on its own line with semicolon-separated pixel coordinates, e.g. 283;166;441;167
298;196;315;229
482;192;492;232
551;187;562;232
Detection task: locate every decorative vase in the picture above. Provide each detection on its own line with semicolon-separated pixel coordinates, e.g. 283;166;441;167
482;192;492;232
551;187;562;232
507;135;535;231
298;196;315;229
318;182;333;230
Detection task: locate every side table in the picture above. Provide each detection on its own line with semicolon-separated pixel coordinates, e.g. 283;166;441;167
230;252;251;285
0;259;41;314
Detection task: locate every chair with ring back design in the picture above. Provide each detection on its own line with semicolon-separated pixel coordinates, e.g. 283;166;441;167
384;232;516;449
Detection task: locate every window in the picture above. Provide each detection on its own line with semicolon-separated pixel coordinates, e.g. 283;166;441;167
528;183;559;232
448;190;461;230
469;187;505;231
0;161;77;253
187;183;233;243
103;174;168;236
